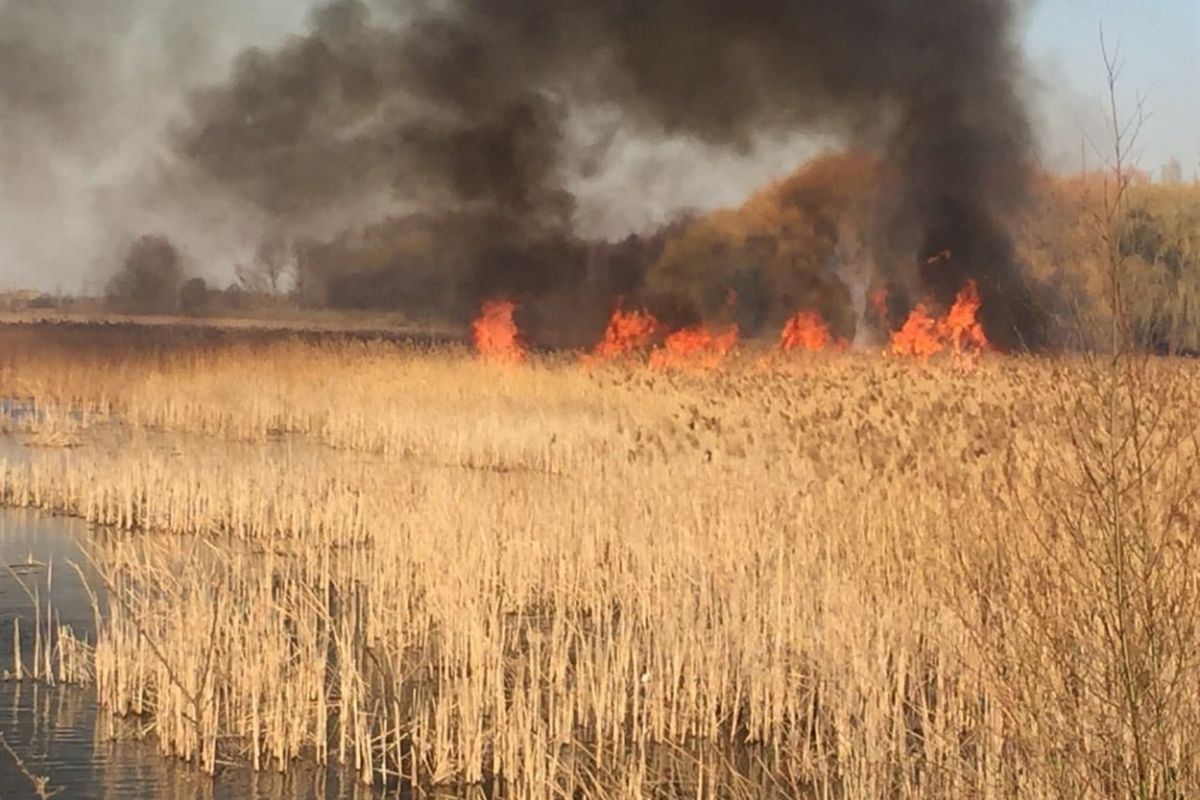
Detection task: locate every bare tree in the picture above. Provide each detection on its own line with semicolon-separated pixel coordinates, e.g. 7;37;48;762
958;26;1200;799
235;238;291;294
1038;28;1196;798
1159;157;1182;185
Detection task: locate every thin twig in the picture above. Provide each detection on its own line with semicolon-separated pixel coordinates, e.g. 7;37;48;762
0;731;62;798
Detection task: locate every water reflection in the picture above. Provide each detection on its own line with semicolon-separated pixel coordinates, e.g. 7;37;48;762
0;509;99;670
0;398;38;424
0;509;382;799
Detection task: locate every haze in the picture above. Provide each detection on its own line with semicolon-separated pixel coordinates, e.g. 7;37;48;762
0;0;1194;293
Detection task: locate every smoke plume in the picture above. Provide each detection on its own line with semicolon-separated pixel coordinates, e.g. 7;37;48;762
0;0;317;292
174;0;1044;347
1;0;1045;348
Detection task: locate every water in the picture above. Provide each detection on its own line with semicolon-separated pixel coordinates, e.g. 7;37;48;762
0;399;38;425
0;508;383;799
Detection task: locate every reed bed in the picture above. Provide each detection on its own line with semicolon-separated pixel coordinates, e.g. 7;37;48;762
0;327;1197;798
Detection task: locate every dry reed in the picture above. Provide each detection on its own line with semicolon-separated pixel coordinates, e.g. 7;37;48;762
0;328;1196;798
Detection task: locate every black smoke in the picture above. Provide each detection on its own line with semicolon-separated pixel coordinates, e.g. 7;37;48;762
179;0;1045;348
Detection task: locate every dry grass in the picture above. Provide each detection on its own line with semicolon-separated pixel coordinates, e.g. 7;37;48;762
0;307;451;336
0;326;1197;798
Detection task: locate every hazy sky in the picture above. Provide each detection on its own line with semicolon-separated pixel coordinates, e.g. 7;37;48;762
184;0;1200;179
0;0;1195;292
240;0;1199;176
1026;0;1199;176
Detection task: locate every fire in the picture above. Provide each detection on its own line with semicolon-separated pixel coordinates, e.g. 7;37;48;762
471;280;986;369
592;306;659;359
779;310;831;352
888;280;989;359
472;299;525;363
650;324;739;369
889;304;944;358
938;280;988;353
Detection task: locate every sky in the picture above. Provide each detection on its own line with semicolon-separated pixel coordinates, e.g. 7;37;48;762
0;0;1196;293
1024;0;1200;177
239;0;1200;179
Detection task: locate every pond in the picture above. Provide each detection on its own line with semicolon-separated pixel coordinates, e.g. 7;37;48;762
0;508;380;799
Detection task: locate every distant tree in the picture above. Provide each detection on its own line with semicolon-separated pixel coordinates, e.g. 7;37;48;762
235;238;290;294
290;238;324;307
105;235;185;314
179;277;210;316
28;293;59;310
1160;156;1183;184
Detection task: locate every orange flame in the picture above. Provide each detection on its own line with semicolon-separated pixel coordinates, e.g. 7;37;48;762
472;299;525;363
592;307;659;359
889;304;944;358
938;280;988;354
650;324;739;369
888;280;989;359
779;310;831;352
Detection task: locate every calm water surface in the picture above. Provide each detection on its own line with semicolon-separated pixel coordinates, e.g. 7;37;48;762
0;508;382;799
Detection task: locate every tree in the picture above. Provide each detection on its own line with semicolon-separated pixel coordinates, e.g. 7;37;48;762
179;277;210;316
961;29;1200;798
235;238;290;294
1160;156;1183;185
105;235;185;314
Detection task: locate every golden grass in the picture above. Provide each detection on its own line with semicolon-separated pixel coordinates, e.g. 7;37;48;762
0;326;1197;798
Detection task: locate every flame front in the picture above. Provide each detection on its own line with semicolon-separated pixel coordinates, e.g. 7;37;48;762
593;307;659;359
472;299;525;363
889;280;989;359
475;281;986;368
650;324;739;369
938;280;988;354
779;310;831;352
889;304;944;358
